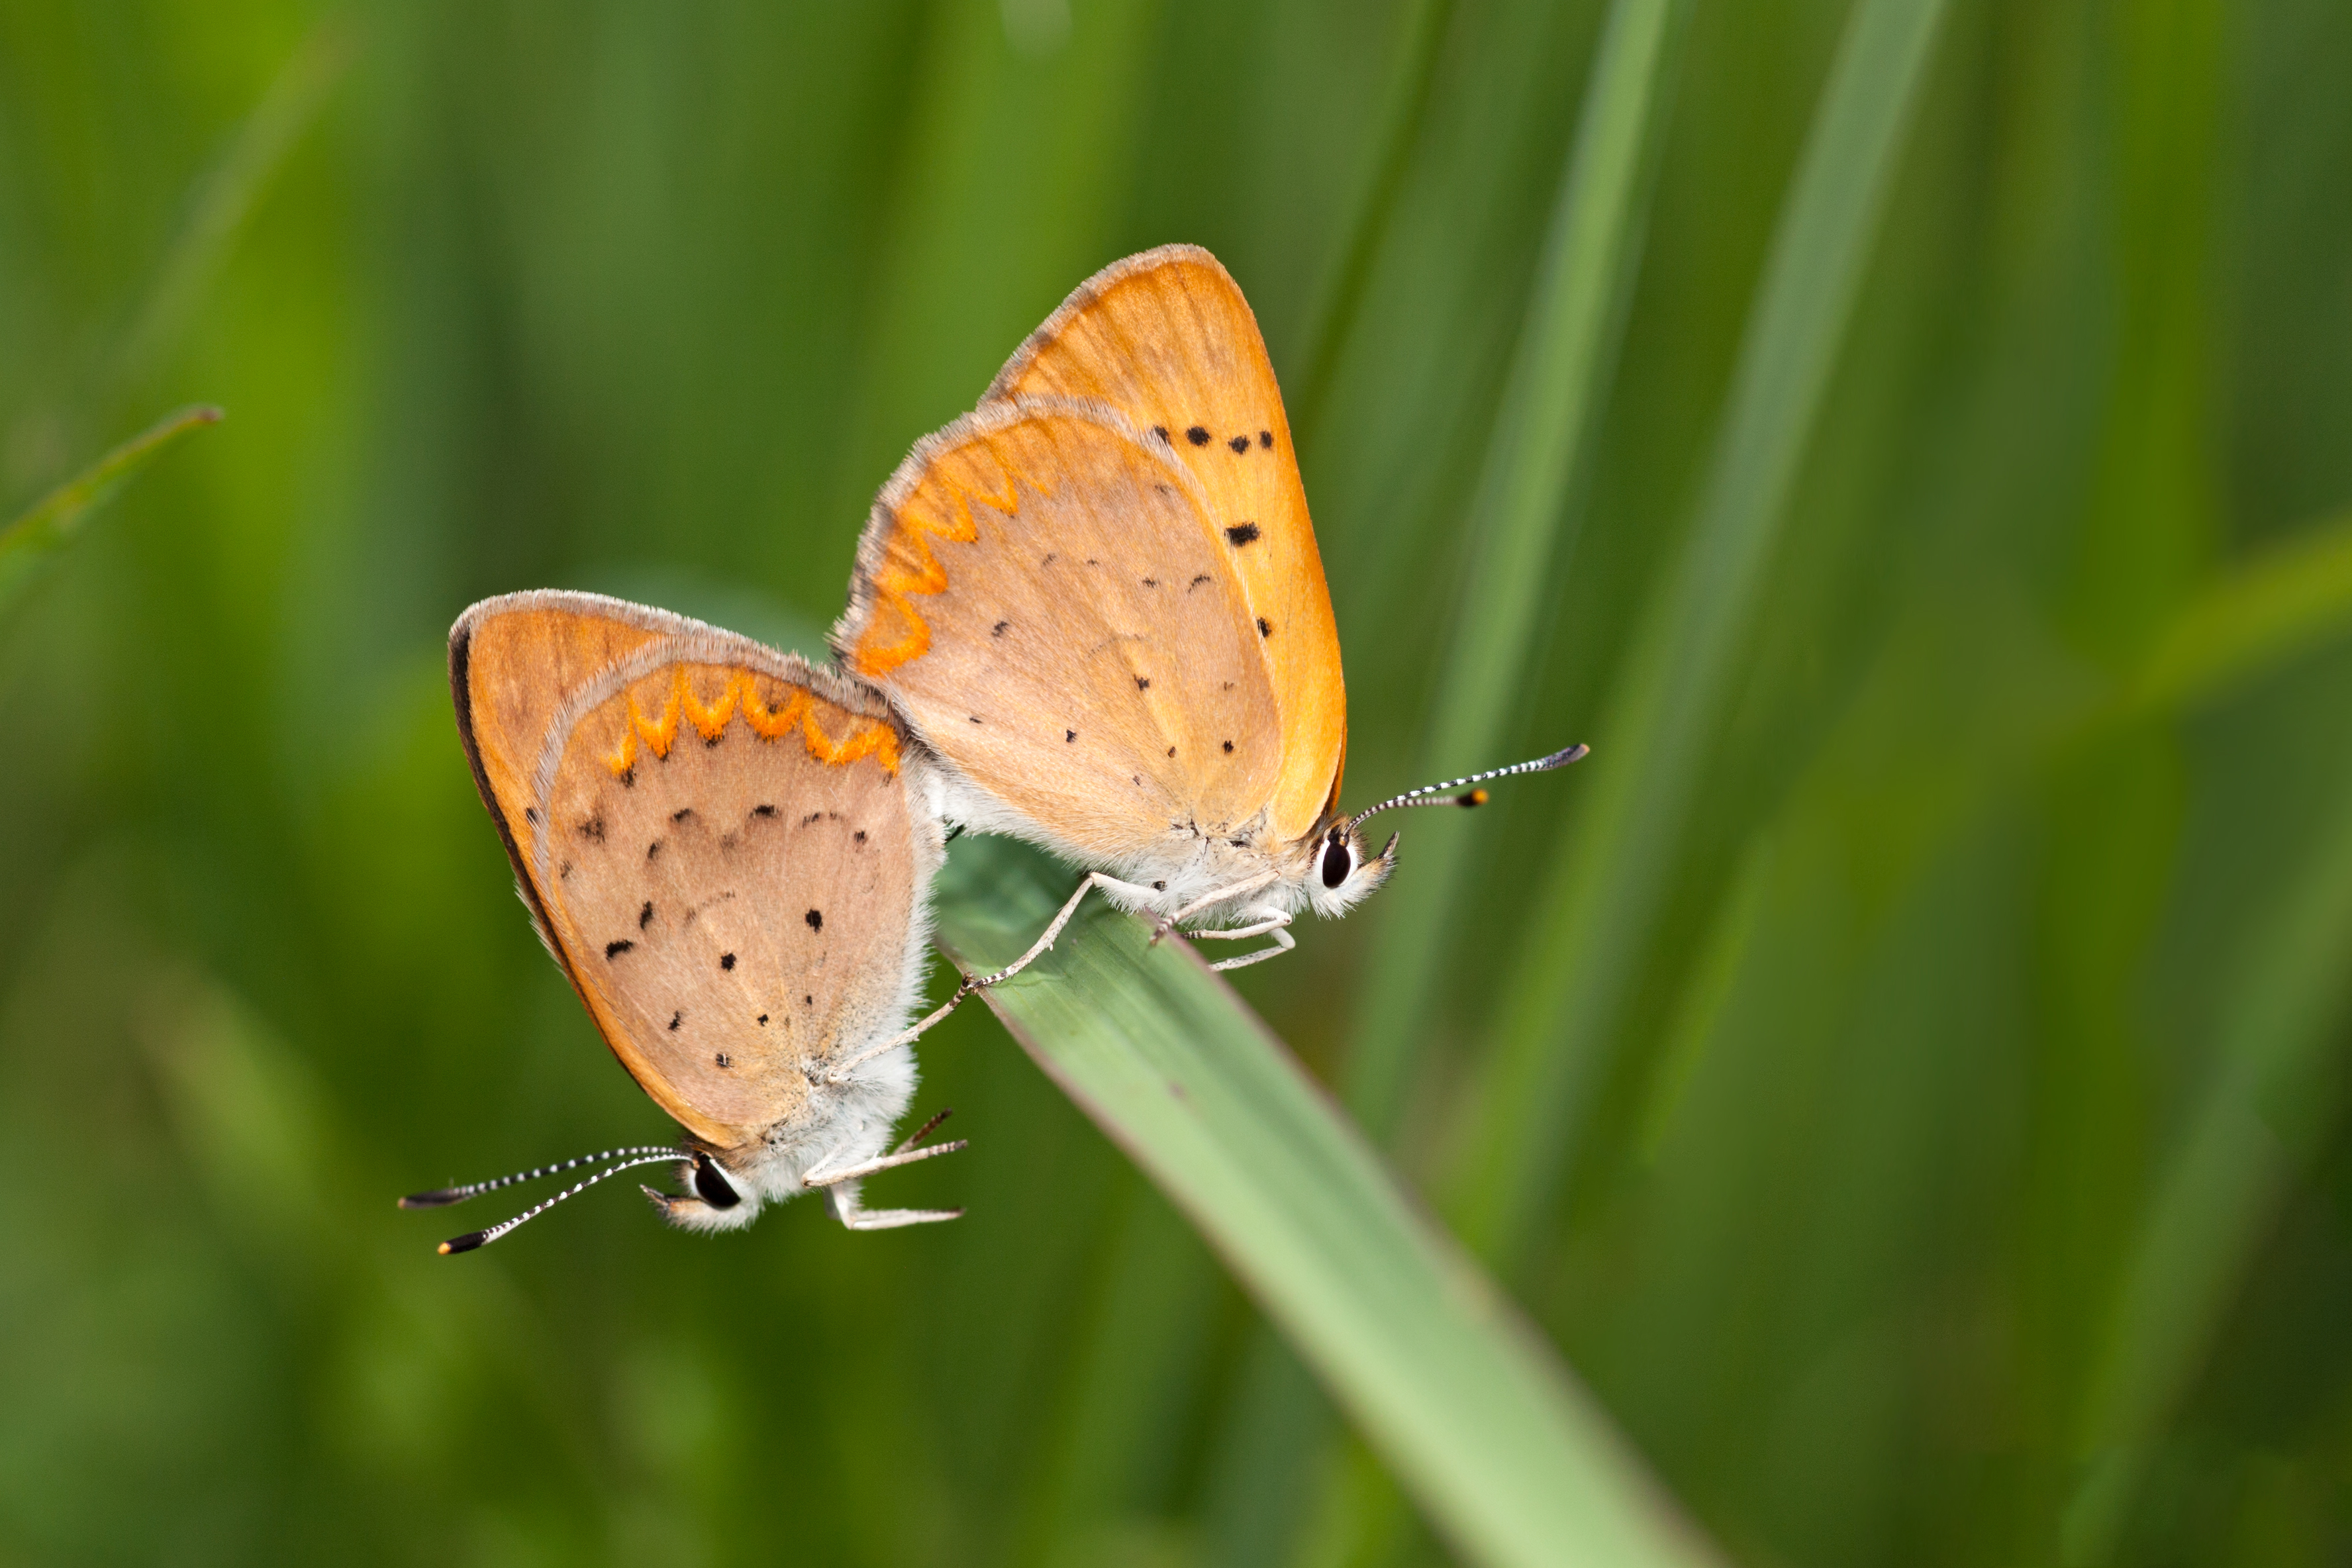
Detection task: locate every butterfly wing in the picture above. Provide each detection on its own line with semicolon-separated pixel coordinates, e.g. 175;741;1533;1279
836;401;1285;867
984;245;1346;842
452;591;936;1154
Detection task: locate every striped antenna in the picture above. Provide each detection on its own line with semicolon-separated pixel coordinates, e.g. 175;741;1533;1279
1347;744;1589;829
432;1150;685;1255
398;1144;679;1208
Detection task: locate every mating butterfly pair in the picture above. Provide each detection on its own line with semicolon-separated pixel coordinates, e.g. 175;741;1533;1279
405;247;1583;1251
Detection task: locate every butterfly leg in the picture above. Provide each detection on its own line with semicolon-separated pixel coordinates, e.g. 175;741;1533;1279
803;1136;969;1191
969;871;1165;991
1163;870;1284;931
825;975;983;1084
1187;905;1297;971
825;1182;965;1231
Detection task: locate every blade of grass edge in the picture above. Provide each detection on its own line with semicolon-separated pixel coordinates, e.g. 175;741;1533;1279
2059;779;2352;1564
1346;0;1690;1142
2122;505;2352;716
1448;0;1952;1271
932;836;1724;1568
1208;7;1693;1555
115;15;354;387
0;405;223;617
1287;0;1455;449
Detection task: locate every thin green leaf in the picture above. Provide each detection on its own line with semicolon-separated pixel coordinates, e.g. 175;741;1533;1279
2061;782;2352;1563
932;836;1722;1568
2124;506;2352;716
1346;0;1690;1142
1288;0;1455;447
115;17;354;385
1449;0;1952;1269
1205;10;1692;1554
0;405;222;617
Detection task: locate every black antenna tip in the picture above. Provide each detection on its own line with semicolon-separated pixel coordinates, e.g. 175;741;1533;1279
399;1189;465;1209
438;1231;487;1255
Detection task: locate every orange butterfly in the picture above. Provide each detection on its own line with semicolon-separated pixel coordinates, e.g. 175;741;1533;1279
407;592;973;1251
836;246;1582;975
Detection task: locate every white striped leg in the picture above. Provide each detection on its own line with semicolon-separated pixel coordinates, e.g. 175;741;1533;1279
803;1137;968;1191
825;1182;963;1231
825;979;978;1085
1161;869;1284;934
972;871;1165;988
1189;906;1297;971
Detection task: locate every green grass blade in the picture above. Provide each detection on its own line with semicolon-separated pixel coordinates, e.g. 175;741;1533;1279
1346;0;1689;1141
1449;0;1952;1269
2061;781;2352;1563
115;17;353;385
932;836;1722;1568
1288;0;1455;446
0;405;222;617
2124;506;2352;715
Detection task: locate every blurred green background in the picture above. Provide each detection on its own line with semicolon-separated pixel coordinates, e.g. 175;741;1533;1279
6;0;2352;1563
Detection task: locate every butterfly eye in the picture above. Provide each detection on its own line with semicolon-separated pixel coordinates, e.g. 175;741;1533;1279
1320;836;1353;889
691;1152;742;1209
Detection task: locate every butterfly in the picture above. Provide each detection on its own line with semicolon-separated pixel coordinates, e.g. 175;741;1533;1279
834;245;1583;975
403;591;976;1252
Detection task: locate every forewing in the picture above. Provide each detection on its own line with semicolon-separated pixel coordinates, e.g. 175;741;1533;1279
452;593;932;1153
986;245;1346;841
838;402;1282;863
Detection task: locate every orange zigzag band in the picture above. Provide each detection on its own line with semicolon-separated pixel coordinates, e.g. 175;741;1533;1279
854;448;1025;678
605;667;900;777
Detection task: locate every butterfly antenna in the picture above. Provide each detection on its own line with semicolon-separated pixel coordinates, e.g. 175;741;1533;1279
1348;744;1589;829
431;1150;685;1255
398;1145;679;1209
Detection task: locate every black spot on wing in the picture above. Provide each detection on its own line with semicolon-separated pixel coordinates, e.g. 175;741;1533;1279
720;953;736;970
605;940;634;959
1136;677;1151;690
1189;573;1211;590
1152;424;1170;443
647;840;662;859
1228;434;1250;454
1223;740;1234;753
1066;730;1076;742
854;829;867;843
638;901;654;930
1259;430;1273;448
672;807;694;823
992;620;1009;636
1225;522;1260;546
667;1011;682;1032
714;1052;732;1068
1257;618;1272;637
806;909;824;932
1185;426;1211;446
524;807;539;824
752;804;777;818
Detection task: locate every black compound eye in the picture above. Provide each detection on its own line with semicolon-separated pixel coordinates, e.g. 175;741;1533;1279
692;1152;742;1209
1321;837;1353;889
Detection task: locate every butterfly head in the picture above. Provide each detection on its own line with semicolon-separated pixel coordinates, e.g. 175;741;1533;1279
642;1148;763;1233
1302;821;1399;918
1306;745;1591;920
